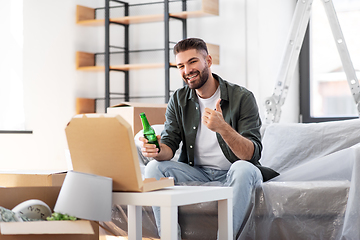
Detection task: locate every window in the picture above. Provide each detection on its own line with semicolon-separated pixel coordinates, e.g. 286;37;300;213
300;0;360;122
0;0;26;131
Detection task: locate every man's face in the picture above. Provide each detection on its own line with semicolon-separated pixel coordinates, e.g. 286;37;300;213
175;49;211;89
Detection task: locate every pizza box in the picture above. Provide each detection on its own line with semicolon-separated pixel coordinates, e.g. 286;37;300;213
65;114;174;192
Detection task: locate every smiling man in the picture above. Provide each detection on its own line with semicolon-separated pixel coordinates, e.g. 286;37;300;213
140;38;278;239
177;47;210;92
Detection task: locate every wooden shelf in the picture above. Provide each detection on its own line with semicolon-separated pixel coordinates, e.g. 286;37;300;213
76;43;219;72
75;52;168;71
77;62;167;72
77;63;176;72
76;0;218;26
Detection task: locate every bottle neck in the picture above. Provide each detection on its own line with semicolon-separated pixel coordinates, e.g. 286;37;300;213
140;115;151;130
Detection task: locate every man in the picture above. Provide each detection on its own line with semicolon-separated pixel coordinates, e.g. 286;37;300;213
140;38;278;239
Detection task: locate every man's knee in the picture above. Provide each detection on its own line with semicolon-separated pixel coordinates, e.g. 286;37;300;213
228;160;262;183
145;160;178;179
144;160;162;179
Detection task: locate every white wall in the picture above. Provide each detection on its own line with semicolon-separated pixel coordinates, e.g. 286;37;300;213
0;0;298;171
246;0;299;123
0;0;99;171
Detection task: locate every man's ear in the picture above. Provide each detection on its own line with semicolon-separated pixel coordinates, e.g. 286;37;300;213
206;54;213;68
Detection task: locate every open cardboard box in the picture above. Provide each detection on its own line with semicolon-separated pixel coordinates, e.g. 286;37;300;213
65;114;174;192
0;186;98;240
106;102;167;135
0;171;66;187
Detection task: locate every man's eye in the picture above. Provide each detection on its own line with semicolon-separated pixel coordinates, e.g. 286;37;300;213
177;65;184;69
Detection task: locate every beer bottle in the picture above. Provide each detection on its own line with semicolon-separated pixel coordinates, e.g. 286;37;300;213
139;112;160;153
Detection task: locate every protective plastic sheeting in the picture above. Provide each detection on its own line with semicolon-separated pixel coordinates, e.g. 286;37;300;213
110;119;360;240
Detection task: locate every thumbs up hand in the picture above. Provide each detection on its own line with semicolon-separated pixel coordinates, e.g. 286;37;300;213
202;98;225;132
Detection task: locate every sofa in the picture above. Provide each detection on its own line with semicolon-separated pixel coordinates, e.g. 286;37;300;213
106;118;360;240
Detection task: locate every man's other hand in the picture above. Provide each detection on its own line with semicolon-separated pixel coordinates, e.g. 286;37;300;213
202;98;226;132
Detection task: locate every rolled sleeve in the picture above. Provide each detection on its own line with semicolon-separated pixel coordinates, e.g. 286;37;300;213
161;93;183;158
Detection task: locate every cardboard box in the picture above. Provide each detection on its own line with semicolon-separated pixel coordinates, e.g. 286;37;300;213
0;186;98;240
66;114;174;192
107;102;167;135
0;171;66;187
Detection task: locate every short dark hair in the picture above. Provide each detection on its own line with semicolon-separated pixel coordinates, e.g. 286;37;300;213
173;38;208;56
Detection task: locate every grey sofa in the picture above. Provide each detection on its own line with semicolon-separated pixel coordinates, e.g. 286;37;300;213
106;118;360;240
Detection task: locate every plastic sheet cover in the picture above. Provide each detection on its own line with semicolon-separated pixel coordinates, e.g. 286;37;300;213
107;119;360;240
241;119;360;240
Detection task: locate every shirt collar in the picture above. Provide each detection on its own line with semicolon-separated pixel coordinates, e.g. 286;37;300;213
214;73;229;102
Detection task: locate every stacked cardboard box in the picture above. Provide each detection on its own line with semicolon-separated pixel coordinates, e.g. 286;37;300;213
0;103;169;239
0;173;99;240
107;102;167;135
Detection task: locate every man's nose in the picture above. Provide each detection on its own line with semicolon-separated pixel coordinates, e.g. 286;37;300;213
184;65;191;75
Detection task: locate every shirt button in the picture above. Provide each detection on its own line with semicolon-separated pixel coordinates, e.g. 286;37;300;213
189;162;193;164
193;126;196;129
190;145;193;148
196;107;198;110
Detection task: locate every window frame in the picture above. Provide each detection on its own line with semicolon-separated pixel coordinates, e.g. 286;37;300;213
0;0;28;132
299;21;359;123
0;130;32;134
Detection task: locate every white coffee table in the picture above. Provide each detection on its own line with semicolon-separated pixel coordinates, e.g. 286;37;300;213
112;185;233;240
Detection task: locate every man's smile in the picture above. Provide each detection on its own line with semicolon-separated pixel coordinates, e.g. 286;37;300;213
186;71;199;82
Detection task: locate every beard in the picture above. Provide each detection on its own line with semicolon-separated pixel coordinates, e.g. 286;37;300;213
183;66;210;89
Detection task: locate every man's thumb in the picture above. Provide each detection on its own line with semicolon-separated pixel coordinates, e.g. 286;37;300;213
215;98;222;113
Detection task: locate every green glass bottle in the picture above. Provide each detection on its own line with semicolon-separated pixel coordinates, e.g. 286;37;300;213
139;112;160;153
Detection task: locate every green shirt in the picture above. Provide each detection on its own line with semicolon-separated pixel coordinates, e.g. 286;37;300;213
161;74;280;181
161;73;262;166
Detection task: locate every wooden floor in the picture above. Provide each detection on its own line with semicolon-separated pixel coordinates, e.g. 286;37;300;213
105;237;159;240
109;237;159;240
99;228;159;240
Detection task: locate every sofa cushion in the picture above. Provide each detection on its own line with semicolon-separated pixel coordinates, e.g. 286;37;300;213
260;119;360;173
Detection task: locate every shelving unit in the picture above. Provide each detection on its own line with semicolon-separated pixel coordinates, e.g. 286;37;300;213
75;0;219;113
76;1;218;26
